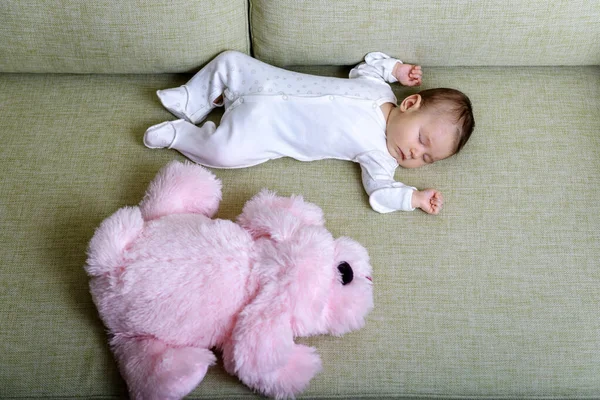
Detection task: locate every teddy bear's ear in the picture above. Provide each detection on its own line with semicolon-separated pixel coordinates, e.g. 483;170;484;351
237;190;324;240
225;280;322;398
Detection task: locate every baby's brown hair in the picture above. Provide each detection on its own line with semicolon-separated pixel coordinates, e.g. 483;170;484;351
418;88;475;153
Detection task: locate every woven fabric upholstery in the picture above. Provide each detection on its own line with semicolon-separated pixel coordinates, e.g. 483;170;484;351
0;0;249;73
1;66;599;398
1;0;599;398
250;0;600;67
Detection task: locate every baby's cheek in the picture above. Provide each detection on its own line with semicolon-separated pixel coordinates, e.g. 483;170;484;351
400;159;425;169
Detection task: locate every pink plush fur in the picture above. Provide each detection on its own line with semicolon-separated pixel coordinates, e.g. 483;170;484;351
86;160;374;399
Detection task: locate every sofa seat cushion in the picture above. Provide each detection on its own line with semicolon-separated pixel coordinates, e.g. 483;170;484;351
0;66;599;398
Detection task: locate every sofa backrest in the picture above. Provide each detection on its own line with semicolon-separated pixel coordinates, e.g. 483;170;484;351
251;0;600;67
0;0;250;74
1;0;598;73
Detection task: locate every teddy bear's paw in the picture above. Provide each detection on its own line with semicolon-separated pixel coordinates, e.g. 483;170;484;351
260;344;322;399
116;336;217;400
150;346;217;399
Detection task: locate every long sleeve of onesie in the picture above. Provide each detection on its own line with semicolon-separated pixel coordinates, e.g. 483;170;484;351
349;52;402;83
355;151;416;213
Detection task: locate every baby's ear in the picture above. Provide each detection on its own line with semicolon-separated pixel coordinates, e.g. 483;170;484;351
399;93;422;112
237;190;324;240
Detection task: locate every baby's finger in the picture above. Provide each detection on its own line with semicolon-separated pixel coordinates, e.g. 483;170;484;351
410;76;422;86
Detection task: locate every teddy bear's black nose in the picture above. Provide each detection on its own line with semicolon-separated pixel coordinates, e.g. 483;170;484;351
338;262;353;285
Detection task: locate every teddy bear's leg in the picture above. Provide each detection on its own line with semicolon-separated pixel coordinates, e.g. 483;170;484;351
111;335;217;400
139;160;222;222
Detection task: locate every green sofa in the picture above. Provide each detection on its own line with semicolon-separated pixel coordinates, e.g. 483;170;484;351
1;0;599;398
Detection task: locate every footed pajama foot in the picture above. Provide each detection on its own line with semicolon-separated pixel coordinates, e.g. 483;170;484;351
144;120;176;149
157;86;191;121
143;120;217;149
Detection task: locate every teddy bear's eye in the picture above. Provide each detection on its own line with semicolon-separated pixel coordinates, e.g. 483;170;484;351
337;262;353;285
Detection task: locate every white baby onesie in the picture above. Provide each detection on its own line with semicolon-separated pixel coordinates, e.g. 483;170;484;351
147;51;416;213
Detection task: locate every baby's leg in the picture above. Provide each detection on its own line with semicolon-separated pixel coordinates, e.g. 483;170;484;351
144;119;216;150
143;118;250;168
158;50;269;124
157;50;365;124
144;101;275;169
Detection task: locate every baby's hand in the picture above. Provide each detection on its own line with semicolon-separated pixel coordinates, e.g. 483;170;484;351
393;63;422;87
412;189;444;215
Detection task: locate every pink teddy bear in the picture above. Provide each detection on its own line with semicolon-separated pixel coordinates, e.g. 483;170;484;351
85;161;374;400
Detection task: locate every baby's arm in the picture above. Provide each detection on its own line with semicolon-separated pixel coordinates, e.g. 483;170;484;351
357;152;442;214
357;152;415;213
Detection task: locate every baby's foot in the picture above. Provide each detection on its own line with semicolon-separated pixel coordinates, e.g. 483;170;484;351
157;86;190;121
143;121;176;149
143;120;217;149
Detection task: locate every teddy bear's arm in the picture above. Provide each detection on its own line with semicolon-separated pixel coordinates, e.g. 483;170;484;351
226;282;322;398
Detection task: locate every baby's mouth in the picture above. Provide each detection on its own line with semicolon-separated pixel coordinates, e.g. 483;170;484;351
398;149;406;161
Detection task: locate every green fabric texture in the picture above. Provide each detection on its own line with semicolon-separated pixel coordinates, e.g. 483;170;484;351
250;0;600;67
1;66;599;398
0;0;250;73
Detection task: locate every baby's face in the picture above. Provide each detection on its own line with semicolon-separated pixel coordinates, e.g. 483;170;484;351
386;95;457;169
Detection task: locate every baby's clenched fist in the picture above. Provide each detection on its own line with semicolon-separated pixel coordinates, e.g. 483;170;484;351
393;63;422;87
412;189;444;215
